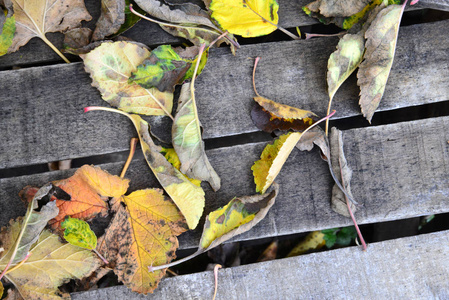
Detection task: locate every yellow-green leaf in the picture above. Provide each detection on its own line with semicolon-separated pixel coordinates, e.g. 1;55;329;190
287;231;325;257
81;41;174;116
161;147;202;187
210;0;279;37
0;14;15;56
252;132;302;194
61;217;97;250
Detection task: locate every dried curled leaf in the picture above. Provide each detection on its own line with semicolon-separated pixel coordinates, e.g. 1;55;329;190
210;0;279;37
61;217;97;250
81;41;174;116
0;220;100;300
252;132;302;194
93;0;126;41
357;2;406;122
63;27;92;50
251;97;318;133
98;189;187;294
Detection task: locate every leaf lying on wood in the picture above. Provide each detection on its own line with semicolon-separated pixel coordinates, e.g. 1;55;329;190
97;188;187;294
61;217;97;250
93;0;126;41
81;41;174;117
8;0;92;63
0;10;14;56
150;184;279;271
209;0;279;37
0;221;100;300
63;27;92;50
161;147;202;187
115;0;144;36
305;0;371;18
85;106;205;230
129;45;208;93
357;2;406;122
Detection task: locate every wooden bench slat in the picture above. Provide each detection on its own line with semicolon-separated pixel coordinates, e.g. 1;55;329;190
72;229;449;299
1;116;448;250
1;19;449;168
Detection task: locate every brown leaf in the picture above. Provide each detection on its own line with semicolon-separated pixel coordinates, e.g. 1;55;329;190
305;0;371;18
63;27;92;50
93;0;126;41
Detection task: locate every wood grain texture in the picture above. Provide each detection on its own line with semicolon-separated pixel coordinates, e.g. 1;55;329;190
1;116;448;250
1;20;449;168
72;229;449;299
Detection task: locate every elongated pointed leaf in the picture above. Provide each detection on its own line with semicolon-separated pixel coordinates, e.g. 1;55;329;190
357;3;406;122
161;147;202;187
172;83;221;191
252;132;302;194
61;217;97;250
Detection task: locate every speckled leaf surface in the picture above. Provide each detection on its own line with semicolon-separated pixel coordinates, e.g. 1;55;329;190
61;217;97;250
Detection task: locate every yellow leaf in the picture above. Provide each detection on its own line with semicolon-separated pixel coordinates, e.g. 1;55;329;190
161;148;202;187
287;231;325;257
210;0;279;37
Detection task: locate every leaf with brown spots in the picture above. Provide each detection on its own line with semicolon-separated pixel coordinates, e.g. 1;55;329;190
97;188;187;294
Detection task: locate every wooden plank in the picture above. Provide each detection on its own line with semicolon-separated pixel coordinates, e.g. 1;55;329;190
0;0;444;68
1;19;449;168
1;116;448;250
71;229;449;299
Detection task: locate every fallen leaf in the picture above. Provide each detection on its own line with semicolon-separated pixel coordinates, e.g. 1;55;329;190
252;132;302;194
0;221;100;300
0;281;3;298
322;226;357;248
287;231;325;257
61;217;97;250
209;0;279;37
81;41;174;116
304;0;371;18
257;240;278;262
161;147;202;187
330;127;355;217
251;97;318;133
115;0;144;36
172;82;221;191
8;0;91;62
129;45;208;93
97;188;187;294
357;2;406;122
93;0;125;41
0;11;14;56
63;27;92;50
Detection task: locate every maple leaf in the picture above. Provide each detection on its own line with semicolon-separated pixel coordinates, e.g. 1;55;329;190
8;0;92;63
81;41;174;118
209;0;279;37
97;188;187;294
0;220;100;300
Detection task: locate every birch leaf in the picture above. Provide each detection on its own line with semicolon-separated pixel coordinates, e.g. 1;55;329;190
92;0;126;41
8;0;91;56
81;41;174;116
252;132;302;194
61;217;97;250
251;97;318;133
0;221;100;300
172;83;221;191
209;0;279;37
357;2;406;122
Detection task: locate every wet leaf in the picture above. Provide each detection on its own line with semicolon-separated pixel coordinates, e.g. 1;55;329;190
61;217;97;250
287;231;325;257
8;0;91;57
97;188;187;294
129;45;208;93
0;13;14;56
251;97;318;133
357;2;406;122
209;0;279;37
172;83;221;191
81;41;174;116
93;0;126;41
252;132;302;194
161;147;202;187
0;221;100;300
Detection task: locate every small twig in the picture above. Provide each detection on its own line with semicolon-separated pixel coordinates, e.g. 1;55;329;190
2;252;32;276
120;138;139;178
149;250;203;272
166;269;178;276
252;57;261;97
213;264;222;300
242;0;299;40
305;32;346;40
93;249;109;264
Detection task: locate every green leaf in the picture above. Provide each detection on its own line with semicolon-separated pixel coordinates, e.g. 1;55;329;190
335;226;357;246
0;14;15;56
357;2;406;122
210;0;279;37
322;229;338;248
114;0;144;36
252;132;302;194
172;82;221;191
61;217;97;250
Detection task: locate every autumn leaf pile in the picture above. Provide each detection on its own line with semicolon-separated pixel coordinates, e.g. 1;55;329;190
0;0;418;298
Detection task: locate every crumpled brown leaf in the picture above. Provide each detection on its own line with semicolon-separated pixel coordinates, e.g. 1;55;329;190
93;0;126;41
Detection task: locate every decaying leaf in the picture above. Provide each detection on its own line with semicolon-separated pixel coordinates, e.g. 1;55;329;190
209;0;279;37
98;188;187;294
81;41;174;116
61;217;97;250
287;231;325;257
129;45;208;93
93;0;126;41
257;240;278;262
251;97;318;133
172;83;221;191
63;27;92;50
115;0;144;36
304;0;371;18
252;132;302;194
0;220;100;300
161;147;202;186
330;127;355;217
357;2;406;122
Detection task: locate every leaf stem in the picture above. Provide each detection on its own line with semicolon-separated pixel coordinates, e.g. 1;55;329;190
145;89;174;121
4;252;32;275
213;264;222;300
41;35;70;63
93;249;109;264
305;32;346;40
149;250;203;272
325;96;333;136
252;57;261;97
242;0;299;40
120;138;139;178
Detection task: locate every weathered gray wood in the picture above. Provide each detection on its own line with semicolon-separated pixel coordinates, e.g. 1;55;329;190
72;229;449;299
1;116;448;250
0;0;443;68
1;20;449;168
